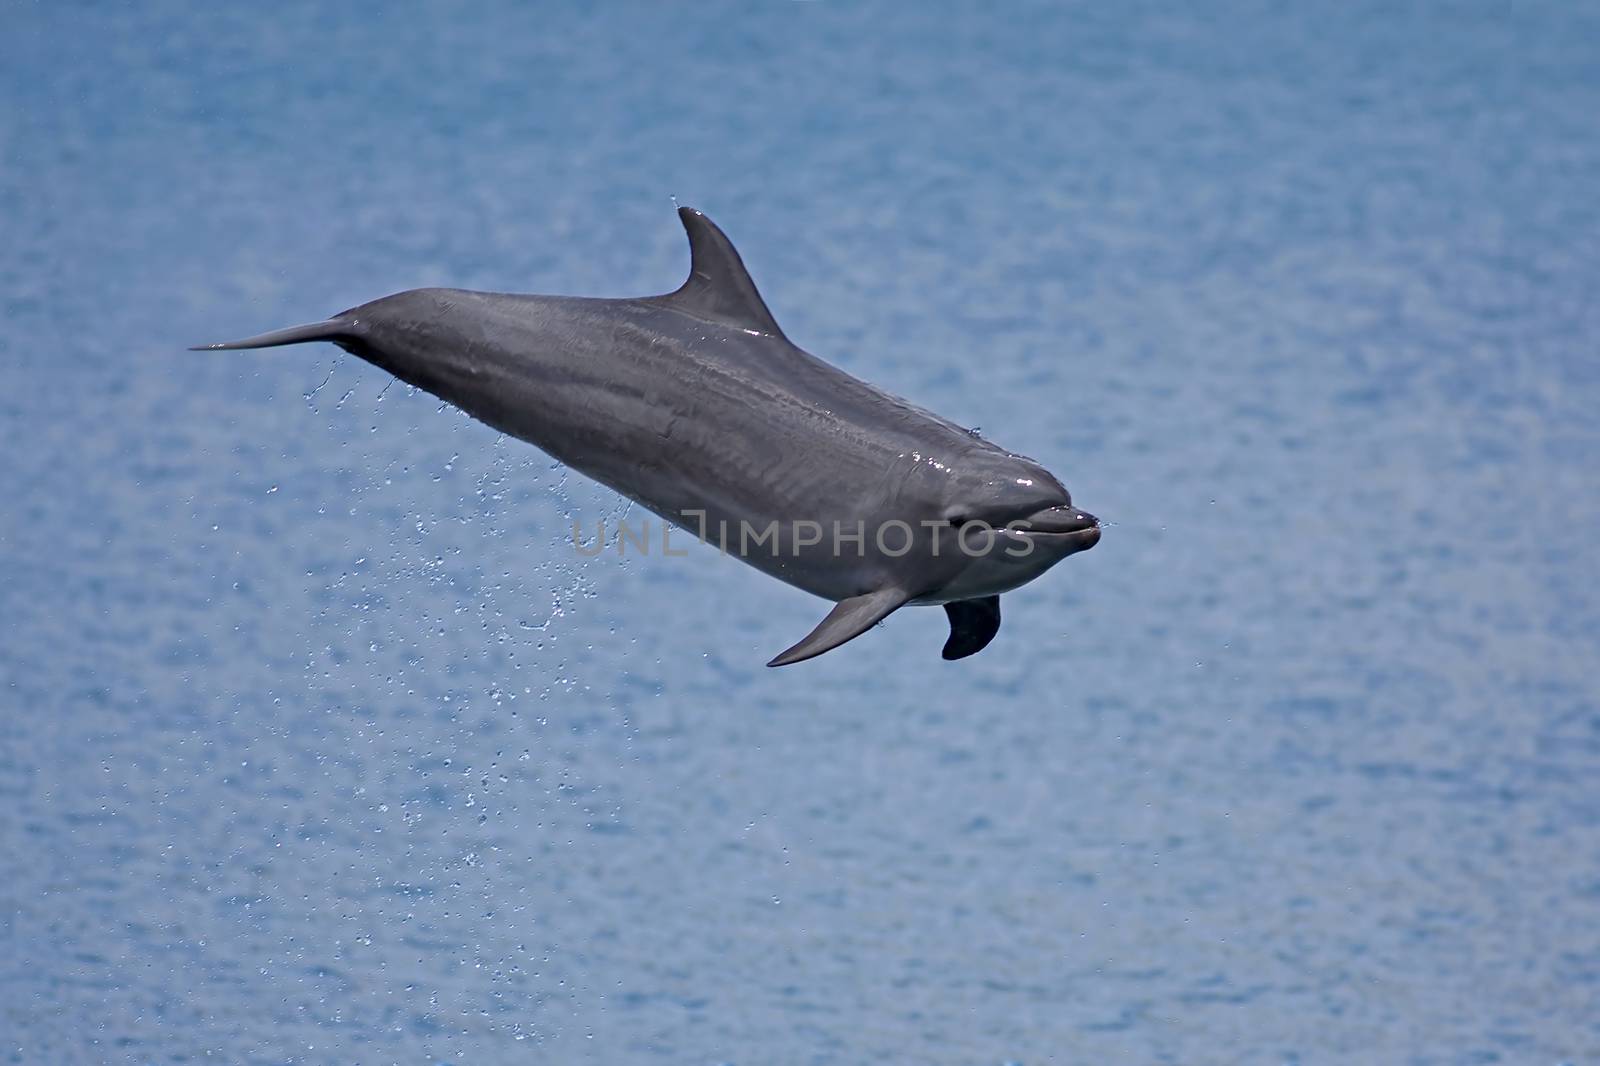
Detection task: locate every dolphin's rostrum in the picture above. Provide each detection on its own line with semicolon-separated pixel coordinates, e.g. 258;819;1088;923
195;207;1100;666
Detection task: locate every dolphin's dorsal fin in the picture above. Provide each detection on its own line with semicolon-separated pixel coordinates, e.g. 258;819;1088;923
657;207;786;338
767;587;909;667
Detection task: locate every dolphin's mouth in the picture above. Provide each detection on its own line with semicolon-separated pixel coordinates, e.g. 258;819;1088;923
1011;506;1101;547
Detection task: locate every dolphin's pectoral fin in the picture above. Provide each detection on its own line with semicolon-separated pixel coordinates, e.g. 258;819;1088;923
188;318;355;351
655;207;788;339
942;596;1001;660
767;588;910;668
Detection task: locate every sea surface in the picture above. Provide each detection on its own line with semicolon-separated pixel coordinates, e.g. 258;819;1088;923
3;2;1598;1063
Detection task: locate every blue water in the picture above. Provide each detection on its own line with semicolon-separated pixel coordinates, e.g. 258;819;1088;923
3;2;1598;1062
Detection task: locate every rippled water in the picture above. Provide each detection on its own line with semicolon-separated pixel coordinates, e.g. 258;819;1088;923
3;2;1598;1062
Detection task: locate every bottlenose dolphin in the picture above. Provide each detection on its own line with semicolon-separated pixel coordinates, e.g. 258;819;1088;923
194;207;1099;666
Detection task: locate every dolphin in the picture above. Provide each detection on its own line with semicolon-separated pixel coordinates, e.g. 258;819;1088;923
194;207;1099;666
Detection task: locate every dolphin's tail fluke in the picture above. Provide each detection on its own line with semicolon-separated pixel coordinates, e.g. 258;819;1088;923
188;318;354;352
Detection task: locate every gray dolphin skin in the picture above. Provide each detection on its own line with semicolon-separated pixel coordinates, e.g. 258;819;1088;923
194;207;1100;666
